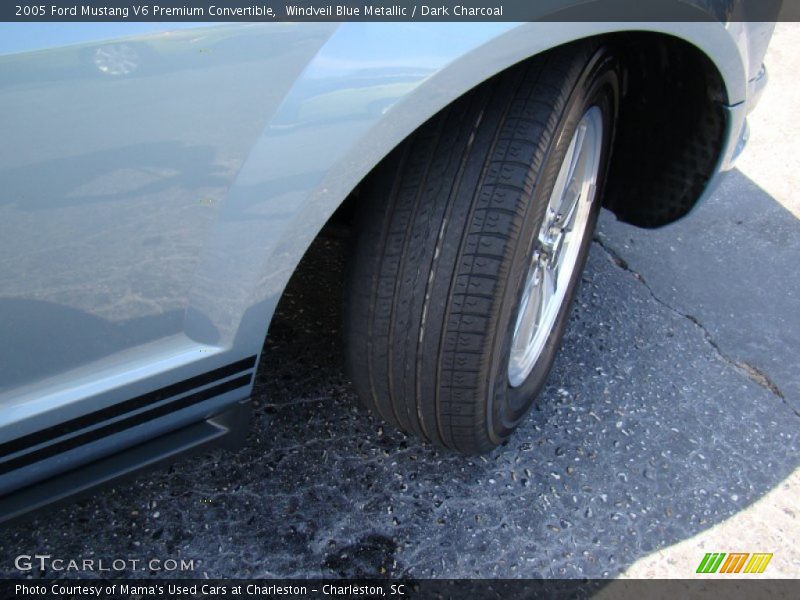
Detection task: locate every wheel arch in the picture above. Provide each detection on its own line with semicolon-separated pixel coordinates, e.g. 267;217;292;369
274;23;746;275
329;28;738;230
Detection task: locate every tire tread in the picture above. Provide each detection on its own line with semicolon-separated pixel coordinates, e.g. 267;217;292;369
346;45;594;453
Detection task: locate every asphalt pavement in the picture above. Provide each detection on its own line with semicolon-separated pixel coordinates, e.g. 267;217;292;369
1;26;798;581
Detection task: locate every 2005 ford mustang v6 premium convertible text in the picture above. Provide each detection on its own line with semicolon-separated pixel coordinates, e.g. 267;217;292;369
0;12;774;522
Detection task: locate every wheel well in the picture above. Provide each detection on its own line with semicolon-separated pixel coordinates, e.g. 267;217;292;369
602;32;728;227
328;31;728;232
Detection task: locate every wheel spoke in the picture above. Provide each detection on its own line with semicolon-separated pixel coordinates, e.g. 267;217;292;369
554;122;588;223
539;266;556;322
547;129;580;216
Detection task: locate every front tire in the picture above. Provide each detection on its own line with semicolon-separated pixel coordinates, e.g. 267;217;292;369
346;43;619;454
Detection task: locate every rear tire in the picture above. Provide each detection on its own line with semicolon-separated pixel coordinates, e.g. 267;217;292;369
345;43;619;454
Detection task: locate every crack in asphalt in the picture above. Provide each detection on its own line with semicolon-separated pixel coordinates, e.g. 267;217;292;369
592;235;798;417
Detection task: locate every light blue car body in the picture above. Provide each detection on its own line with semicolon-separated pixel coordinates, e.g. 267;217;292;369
0;20;772;518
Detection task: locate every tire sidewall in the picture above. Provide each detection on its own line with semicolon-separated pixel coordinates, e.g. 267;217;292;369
485;46;621;446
